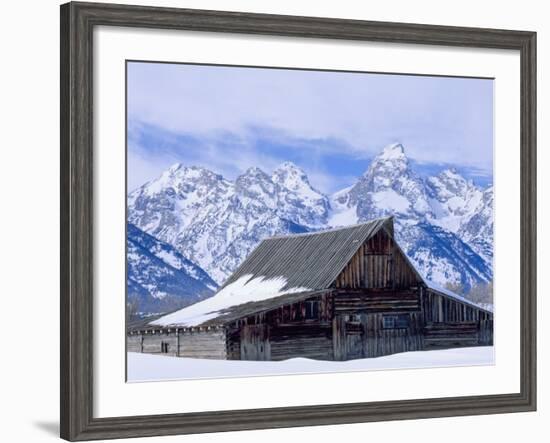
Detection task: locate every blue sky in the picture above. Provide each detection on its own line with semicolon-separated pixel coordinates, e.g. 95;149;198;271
127;62;494;193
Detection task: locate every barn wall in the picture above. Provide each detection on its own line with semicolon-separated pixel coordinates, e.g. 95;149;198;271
226;294;335;361
479;319;493;345
392;245;421;288
228;322;334;361
227;322;334;362
127;329;227;359
267;294;333;324
178;329;227;359
422;290;493;348
423;322;481;349
127;334;143;353
334;228;420;290
141;331;178;356
270;323;333;361
423;290;483;322
333;288;420;313
226;328;241;360
126;288;493;361
365;312;424;358
238;324;270;361
332;311;424;360
331;287;423;359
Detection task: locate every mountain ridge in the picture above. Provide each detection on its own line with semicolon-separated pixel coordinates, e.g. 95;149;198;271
127;223;218;315
128;143;493;298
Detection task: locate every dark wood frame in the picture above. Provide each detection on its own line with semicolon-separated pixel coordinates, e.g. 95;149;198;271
60;1;537;441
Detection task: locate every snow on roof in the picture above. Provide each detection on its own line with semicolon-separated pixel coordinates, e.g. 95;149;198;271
149;274;311;327
426;280;493;314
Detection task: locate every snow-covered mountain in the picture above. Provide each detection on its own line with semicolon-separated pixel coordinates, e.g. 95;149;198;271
272;161;331;227
457;185;494;263
397;223;492;289
329;144;493;289
128;143;493;294
127;223;217;314
128;162;328;284
331;143;433;224
426;168;493;262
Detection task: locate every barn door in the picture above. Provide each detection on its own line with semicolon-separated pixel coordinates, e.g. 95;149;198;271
345;315;365;359
333;314;366;361
240;324;270;361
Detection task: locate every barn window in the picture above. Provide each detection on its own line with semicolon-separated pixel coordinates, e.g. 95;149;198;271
382;314;410;329
305;301;319;320
382;316;396;329
395;315;410;328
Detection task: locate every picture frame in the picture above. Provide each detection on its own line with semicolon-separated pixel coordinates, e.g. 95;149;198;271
60;1;536;441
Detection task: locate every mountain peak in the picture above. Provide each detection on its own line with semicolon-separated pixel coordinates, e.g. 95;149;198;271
168;162;184;173
363;143;409;179
236;167;276;199
272;161;309;184
131;164;227;199
380;143;406;160
164;163;213;177
274;161;304;173
241;166;271;180
434;168;475;190
440;167;460;177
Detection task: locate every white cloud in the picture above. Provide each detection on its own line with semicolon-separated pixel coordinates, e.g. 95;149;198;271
128;125;358;194
128;62;493;170
127;62;494;192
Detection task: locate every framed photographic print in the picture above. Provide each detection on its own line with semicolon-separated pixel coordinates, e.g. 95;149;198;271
60;1;536;441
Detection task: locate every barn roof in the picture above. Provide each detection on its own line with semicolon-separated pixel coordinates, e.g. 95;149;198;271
220;217;393;292
149;217;393;328
426;281;493;314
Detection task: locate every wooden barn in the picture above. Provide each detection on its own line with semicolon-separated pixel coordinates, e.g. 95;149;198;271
127;216;493;361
